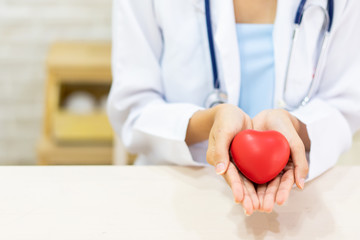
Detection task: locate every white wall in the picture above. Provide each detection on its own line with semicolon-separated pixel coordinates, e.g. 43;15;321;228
0;0;112;165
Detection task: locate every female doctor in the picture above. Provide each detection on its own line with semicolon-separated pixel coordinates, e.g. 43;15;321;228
108;0;360;215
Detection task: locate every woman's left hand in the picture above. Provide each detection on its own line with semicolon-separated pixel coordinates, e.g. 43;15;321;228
252;109;310;212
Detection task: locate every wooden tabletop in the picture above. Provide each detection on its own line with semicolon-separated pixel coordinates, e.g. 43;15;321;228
0;166;359;240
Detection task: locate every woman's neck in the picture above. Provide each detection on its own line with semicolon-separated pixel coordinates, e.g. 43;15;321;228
233;0;277;24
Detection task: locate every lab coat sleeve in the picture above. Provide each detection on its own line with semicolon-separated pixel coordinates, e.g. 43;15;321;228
290;1;360;181
108;0;205;166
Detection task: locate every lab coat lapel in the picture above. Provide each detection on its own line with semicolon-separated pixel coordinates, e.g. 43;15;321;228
212;0;241;105
300;0;327;101
273;0;298;108
274;0;321;108
191;0;240;105
300;0;346;95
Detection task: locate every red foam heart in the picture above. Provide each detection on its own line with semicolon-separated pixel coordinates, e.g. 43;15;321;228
230;130;290;184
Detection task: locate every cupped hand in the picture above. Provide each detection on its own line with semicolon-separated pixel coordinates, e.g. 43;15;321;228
206;104;259;215
252;109;309;212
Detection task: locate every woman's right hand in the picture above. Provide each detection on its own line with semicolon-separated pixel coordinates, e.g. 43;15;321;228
207;104;259;215
186;104;258;215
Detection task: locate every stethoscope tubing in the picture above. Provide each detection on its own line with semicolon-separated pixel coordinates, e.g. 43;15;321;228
204;0;334;110
205;0;219;89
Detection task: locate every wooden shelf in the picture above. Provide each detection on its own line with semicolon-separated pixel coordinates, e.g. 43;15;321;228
47;42;111;73
53;110;113;143
37;42;114;165
37;137;113;165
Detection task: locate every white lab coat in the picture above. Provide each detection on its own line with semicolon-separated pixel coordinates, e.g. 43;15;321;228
108;0;360;181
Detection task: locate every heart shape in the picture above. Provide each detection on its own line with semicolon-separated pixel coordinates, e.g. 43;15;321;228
230;130;290;184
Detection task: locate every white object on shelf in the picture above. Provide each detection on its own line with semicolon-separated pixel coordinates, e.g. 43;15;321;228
64;91;96;114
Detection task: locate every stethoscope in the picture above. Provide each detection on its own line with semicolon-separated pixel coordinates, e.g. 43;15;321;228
204;0;334;110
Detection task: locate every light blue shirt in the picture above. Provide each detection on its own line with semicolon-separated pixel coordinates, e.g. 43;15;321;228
236;24;275;118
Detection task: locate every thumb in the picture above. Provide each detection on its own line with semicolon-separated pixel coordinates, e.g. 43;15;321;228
291;140;309;189
206;128;234;175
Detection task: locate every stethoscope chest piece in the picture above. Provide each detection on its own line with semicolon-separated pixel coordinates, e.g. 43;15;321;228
204;89;228;108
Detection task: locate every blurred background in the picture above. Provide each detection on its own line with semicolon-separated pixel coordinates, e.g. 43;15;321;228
0;0;358;166
0;0;115;165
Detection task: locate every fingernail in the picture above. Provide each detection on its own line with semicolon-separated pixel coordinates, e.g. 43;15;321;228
299;178;305;189
243;209;250;217
215;162;226;175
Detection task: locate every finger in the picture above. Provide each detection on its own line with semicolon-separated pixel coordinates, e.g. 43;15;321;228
206;126;234;175
223;162;245;203
223;166;254;215
243;177;260;211
244;114;253;130
262;176;281;213
223;165;255;215
289;138;309;190
242;185;254;216
276;169;295;205
256;184;267;211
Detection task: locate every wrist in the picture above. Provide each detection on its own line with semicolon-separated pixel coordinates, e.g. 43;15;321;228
185;107;217;146
288;112;311;151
